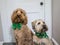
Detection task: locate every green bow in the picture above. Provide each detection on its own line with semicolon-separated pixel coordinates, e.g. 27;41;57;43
12;23;22;30
35;32;48;38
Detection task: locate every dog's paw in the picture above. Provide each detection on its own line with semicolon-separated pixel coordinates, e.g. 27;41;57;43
40;42;46;45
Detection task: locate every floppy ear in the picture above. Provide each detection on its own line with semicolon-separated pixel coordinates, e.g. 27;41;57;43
22;15;28;25
11;10;16;23
21;9;28;25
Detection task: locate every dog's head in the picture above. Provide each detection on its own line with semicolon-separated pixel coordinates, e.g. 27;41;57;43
11;8;27;25
32;19;48;33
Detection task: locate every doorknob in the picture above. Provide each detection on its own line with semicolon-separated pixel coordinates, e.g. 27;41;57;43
40;2;43;6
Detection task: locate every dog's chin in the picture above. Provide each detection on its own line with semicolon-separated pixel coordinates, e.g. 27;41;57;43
41;28;48;32
14;18;21;23
42;29;46;32
15;21;21;23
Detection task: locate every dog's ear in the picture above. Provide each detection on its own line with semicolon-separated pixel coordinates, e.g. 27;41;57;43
11;10;16;23
22;15;28;25
21;10;28;25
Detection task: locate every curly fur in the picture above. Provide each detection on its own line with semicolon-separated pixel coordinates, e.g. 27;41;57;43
11;8;33;45
32;19;53;45
11;8;27;25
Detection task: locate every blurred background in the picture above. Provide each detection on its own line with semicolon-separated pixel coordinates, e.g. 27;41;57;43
52;0;60;44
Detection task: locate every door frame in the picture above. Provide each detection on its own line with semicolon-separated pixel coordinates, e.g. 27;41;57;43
45;0;52;38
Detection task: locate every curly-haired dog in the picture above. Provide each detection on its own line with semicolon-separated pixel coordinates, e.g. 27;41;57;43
11;8;33;45
32;19;53;45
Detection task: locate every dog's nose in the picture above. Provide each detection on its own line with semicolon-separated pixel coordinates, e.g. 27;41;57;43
17;15;20;18
43;25;46;29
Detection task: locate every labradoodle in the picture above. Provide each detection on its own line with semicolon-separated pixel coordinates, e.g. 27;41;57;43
11;8;33;45
32;19;53;45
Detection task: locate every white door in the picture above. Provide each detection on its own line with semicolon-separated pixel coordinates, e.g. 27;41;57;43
1;0;52;42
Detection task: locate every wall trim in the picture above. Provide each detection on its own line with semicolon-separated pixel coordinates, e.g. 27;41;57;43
45;0;52;38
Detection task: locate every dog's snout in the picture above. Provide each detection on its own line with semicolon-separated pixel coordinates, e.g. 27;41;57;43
17;14;20;17
17;14;20;16
43;25;46;28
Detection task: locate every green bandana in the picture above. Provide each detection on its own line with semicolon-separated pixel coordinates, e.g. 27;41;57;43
35;32;48;38
12;23;22;30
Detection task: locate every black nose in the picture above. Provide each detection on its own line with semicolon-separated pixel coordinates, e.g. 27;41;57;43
43;25;46;29
17;15;20;18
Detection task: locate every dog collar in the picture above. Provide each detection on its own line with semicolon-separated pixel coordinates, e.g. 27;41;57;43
12;23;22;30
35;32;48;38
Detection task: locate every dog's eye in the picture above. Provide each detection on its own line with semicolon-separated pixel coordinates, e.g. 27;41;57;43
37;22;40;25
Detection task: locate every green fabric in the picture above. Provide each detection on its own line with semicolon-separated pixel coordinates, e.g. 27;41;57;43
12;23;22;30
35;32;48;38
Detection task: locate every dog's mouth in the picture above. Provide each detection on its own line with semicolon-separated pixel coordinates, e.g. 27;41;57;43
14;15;21;23
17;15;20;18
41;25;48;32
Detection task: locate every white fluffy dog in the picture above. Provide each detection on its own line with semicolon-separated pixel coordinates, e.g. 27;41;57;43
32;19;53;45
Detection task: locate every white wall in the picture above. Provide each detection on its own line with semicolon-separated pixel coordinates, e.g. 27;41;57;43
0;14;3;41
0;0;3;42
53;0;60;44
